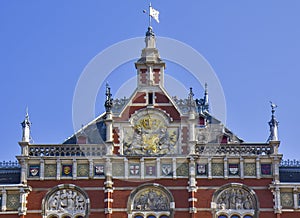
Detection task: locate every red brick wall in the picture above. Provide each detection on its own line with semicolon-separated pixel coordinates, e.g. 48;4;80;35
155;92;170;103
132;92;146;103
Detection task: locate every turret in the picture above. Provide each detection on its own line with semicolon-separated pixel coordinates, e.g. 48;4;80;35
135;27;166;88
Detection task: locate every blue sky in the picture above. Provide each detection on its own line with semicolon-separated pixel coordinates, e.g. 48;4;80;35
1;1;300;160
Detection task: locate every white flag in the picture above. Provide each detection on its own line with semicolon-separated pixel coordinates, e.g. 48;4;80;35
150;6;160;23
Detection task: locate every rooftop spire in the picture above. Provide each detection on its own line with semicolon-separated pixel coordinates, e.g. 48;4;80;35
196;83;210;114
268;102;279;141
203;83;209;112
104;83;113;113
21;107;31;142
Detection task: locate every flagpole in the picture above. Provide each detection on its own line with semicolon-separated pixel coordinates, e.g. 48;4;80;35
149;2;152;27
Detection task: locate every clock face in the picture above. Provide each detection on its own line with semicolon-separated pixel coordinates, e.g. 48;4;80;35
123;111;178;156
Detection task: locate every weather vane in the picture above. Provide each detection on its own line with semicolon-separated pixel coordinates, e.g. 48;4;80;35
143;2;160;27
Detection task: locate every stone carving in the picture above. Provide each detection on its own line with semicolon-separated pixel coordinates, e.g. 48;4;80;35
281;192;293;208
216;187;254;210
244;163;256;176
47;189;86;215
123;116;177;156
133;189;169;211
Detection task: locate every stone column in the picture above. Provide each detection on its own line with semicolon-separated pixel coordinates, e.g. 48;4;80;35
208;158;212;179
56;159;61;180
89;160;94;179
19;158;28;184
240;157;244;179
256;157;261;179
172;158;177;179
188;157;197;215
293;187;298;209
73;158;77;180
224;157;228;179
104;158;113;218
141;158;145;180
18;188;27;216
40;159;44;180
1;188;6;211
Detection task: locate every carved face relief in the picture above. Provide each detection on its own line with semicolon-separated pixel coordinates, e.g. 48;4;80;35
123;110;178;156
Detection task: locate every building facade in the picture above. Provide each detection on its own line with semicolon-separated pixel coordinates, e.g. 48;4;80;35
0;26;299;218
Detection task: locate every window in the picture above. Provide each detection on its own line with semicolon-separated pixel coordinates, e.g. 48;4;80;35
148;92;153;105
134;216;143;218
147;215;156;218
231;216;240;218
160;216;169;218
218;216;228;218
243;216;253;218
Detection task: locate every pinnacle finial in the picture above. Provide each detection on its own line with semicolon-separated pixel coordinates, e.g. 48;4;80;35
21;108;31;142
195;83;210;113
188;87;196;112
104;83;113;113
268;102;279;141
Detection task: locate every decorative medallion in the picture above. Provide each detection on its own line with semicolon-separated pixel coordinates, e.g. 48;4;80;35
77;164;89;177
212;163;224;176
94;164;105;176
44;164;57;177
244;163;256;176
197;164;207;175
228;164;239;176
112;162;124;177
129;164;140;176
62;165;73;177
29;165;40;177
7;194;19;210
261;164;271;175
161;164;172;176
123;110;178;156
281;192;293;208
176;163;189;176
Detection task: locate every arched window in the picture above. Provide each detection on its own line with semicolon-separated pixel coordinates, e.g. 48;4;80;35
244;216;253;218
218;216;228;218
42;184;90;218
231;215;240;218
160;215;169;218
147;215;156;218
134;215;144;218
